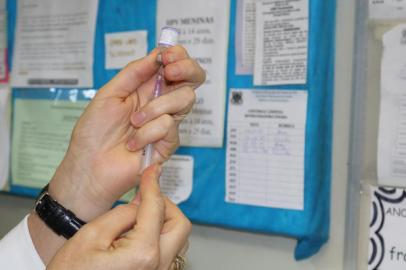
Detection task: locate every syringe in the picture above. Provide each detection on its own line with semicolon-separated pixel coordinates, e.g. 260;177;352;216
142;27;179;170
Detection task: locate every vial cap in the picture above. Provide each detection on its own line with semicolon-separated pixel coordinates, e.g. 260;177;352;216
158;27;179;47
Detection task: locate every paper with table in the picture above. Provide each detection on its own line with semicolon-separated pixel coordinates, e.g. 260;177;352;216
157;0;230;147
11;0;98;88
378;24;406;187
253;0;308;86
226;89;307;210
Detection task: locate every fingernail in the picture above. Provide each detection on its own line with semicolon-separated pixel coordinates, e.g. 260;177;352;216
127;139;137;151
168;65;181;77
131;111;146;126
156;53;163;64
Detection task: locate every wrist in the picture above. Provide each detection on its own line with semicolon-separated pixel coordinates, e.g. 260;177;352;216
48;155;112;221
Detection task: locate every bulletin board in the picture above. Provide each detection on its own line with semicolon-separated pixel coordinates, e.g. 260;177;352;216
3;0;336;260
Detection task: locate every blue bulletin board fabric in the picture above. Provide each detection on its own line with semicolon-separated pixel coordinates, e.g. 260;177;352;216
7;0;336;260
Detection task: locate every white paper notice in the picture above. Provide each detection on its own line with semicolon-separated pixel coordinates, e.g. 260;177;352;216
235;0;256;75
105;31;148;70
253;0;308;86
0;10;7;83
369;0;406;20
12;0;98;88
226;89;307;210
0;87;10;189
369;187;406;270
157;0;230;147
160;155;194;204
378;24;406;187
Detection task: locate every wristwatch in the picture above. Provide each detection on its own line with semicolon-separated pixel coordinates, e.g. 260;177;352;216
35;184;86;239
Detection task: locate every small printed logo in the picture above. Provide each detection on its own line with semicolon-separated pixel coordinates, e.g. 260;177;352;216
231;91;243;105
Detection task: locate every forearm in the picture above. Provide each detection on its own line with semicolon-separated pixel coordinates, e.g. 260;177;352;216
27;213;65;264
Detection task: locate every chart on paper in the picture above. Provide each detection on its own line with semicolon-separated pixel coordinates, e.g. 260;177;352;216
226;89;307;210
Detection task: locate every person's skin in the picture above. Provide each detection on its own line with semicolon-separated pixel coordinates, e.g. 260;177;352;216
28;45;205;264
47;165;191;270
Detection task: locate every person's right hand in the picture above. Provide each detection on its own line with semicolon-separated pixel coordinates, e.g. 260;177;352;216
47;165;192;270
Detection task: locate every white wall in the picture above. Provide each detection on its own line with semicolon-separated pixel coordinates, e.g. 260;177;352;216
0;0;356;269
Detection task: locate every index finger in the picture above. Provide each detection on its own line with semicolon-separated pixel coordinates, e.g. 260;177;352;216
134;165;165;243
161;197;191;235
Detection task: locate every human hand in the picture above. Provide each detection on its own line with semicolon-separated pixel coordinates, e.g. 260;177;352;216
49;46;205;220
47;165;192;270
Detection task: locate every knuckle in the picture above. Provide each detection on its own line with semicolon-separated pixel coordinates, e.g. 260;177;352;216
192;58;205;75
184;87;196;105
200;68;207;84
173;133;180;149
180;216;193;235
135;247;160;269
186;58;196;69
185;218;193;233
161;114;175;129
196;61;207;84
149;103;160;117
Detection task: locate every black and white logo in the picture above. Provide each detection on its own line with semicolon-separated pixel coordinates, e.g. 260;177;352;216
231;91;243;105
369;187;406;270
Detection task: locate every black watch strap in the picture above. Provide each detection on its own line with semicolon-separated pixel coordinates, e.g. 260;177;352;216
35;184;86;239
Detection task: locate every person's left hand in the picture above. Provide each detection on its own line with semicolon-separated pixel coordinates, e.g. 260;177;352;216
48;46;205;221
47;165;192;270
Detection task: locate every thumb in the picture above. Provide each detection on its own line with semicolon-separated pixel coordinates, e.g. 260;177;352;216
76;203;139;248
96;49;160;99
